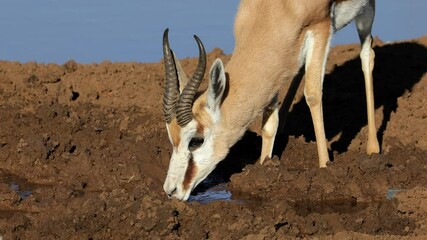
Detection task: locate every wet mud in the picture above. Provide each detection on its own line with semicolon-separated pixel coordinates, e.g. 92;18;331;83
0;36;426;239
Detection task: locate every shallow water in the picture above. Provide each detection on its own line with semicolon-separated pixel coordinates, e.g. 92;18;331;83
386;188;405;200
0;170;34;200
189;183;232;204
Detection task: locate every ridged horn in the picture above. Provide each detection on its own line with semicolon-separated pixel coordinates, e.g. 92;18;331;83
162;28;179;123
176;34;207;126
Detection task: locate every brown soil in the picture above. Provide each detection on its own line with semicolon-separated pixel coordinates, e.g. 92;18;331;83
0;36;426;239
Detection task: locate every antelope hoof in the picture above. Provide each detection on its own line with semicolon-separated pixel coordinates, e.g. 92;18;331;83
367;140;380;155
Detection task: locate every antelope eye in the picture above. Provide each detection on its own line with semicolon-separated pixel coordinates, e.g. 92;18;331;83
189;137;204;151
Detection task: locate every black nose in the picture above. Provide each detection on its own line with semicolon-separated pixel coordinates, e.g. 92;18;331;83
167;188;177;198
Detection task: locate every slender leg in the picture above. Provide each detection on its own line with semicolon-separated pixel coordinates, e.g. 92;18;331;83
356;0;380;154
278;67;305;135
260;93;279;164
359;36;380;154
303;22;332;168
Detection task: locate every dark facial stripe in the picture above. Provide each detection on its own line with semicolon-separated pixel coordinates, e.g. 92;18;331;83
183;154;197;190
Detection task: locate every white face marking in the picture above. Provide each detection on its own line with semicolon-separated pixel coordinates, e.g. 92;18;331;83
163;58;226;201
163;118;221;201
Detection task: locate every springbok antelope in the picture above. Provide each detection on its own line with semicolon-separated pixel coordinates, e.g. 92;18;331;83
162;0;380;200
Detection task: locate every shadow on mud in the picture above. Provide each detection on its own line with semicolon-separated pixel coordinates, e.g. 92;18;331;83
277;41;427;156
290;198;369;217
191;131;260;200
191;41;427;202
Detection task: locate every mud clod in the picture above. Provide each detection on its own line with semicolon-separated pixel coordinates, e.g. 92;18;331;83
0;37;427;239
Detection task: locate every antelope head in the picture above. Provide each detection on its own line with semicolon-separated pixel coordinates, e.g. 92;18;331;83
162;29;227;201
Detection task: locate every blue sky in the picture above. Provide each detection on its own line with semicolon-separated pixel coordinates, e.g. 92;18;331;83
0;1;426;63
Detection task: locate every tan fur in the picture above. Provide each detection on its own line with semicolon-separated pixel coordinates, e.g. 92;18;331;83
194;0;377;166
163;0;379;200
168;118;181;147
214;1;332;154
192;95;212;135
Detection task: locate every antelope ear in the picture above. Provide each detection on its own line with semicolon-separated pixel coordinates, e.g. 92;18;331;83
206;59;226;112
172;51;189;93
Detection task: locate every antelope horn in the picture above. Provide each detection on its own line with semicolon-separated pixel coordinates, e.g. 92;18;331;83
176;34;207;126
162;28;180;123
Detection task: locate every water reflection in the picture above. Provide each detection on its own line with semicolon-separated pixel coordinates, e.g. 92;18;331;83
189;183;232;204
0;170;35;200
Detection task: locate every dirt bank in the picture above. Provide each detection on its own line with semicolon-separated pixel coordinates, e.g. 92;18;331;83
0;36;426;239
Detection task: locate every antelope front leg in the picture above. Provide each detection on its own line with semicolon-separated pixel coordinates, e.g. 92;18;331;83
260;93;279;164
303;22;332;168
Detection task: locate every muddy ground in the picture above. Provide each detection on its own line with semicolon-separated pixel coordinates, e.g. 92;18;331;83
0;35;426;239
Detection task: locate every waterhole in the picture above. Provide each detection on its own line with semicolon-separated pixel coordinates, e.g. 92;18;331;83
189;183;232;204
0;169;43;200
386;188;405;200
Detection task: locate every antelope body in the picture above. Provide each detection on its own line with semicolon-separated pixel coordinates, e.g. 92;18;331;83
162;0;379;201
